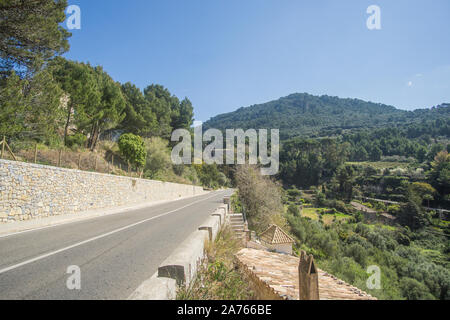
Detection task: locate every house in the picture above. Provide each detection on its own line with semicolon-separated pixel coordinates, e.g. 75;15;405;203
259;225;294;255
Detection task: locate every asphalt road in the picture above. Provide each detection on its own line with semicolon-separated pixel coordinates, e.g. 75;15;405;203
0;190;231;300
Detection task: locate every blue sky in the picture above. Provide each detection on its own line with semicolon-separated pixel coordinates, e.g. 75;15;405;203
65;0;450;122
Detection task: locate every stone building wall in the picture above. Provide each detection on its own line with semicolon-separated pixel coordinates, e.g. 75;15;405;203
0;159;206;223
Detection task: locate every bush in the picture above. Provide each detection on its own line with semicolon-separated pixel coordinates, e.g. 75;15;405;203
287;204;300;217
387;204;401;216
118;133;146;169
400;278;435;300
65;133;86;149
235;165;283;233
144;137;172;178
176;226;255;300
344;243;368;266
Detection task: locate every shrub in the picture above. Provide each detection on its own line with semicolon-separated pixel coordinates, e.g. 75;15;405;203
287;204;300;217
65;133;86;149
144;137;171;178
400;278;435;300
235;165;283;233
344;243;368;266
118;133;146;169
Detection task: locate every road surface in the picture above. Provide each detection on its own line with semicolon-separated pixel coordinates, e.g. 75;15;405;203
0;190;231;300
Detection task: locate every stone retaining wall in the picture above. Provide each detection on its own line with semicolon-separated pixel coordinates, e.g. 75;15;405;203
0;159;205;223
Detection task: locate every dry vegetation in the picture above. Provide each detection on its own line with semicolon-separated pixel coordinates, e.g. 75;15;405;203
5;140;195;184
234;165;286;233
176;226;255;300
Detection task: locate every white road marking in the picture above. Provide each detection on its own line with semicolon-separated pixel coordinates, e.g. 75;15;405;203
0;192;225;275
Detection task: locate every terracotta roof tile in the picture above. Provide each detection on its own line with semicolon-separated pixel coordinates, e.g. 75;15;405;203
260;225;294;245
235;248;377;300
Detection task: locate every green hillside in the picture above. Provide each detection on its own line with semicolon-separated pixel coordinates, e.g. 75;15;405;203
204;93;450;140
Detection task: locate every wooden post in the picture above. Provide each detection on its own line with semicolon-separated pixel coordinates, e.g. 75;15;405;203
94;155;97;171
34;143;38;163
1;136;5;159
128;161;131;176
78;154;82;169
298;251;319;300
58;149;62;167
4;139;17;161
111;154;114;169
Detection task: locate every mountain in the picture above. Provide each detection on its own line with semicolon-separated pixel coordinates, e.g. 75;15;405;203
204;93;450;140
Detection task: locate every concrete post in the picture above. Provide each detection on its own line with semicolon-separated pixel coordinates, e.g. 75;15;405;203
223;196;231;212
298;251;319;300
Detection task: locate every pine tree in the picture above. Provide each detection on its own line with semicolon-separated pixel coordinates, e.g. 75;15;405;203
0;0;70;75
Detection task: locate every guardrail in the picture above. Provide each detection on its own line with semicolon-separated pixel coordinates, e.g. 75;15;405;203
128;201;230;300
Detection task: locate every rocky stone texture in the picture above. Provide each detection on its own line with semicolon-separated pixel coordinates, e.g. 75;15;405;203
0;159;205;223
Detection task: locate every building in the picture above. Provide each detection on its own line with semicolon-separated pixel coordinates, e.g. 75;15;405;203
259;225;294;255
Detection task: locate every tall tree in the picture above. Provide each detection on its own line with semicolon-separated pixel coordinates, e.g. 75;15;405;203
0;71;25;137
144;84;174;139
85;67;125;150
120;82;158;137
24;67;65;145
175;98;194;130
428;151;450;199
50;58;100;146
0;0;70;76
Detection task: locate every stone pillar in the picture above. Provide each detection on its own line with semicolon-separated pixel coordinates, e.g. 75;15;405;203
298;251;319;300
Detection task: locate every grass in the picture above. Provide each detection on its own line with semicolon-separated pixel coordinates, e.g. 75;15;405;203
347;161;410;170
363;223;398;231
176;226;255;300
300;207;352;225
302;207;321;220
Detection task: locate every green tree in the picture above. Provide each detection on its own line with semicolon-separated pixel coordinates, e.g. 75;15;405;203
0;0;70;75
400;278;435;300
0;71;25;137
398;193;429;230
118;133;146;170
144;85;175;139
331;165;355;201
354;146;369;161
85;67;126;150
428;151;450;198
369;146;382;161
24;67;65;145
51;58;100;146
428;144;444;161
416;146;427;163
120;82;158;137
173;98;194;130
410;182;437;207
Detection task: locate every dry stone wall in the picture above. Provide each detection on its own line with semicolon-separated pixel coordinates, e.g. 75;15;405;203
0;159;205;223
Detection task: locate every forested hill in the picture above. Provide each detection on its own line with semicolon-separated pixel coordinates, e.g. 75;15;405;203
204;93;450;140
